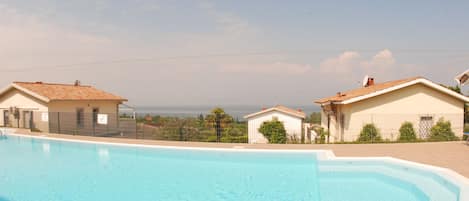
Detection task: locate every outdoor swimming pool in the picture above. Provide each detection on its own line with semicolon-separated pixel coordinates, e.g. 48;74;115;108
0;133;467;201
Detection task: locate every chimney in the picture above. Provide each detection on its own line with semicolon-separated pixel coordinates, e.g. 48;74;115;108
74;80;81;86
261;107;266;111
35;81;43;84
297;109;302;112
337;92;342;96
366;77;375;87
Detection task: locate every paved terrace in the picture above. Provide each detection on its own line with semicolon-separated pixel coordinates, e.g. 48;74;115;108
13;129;469;178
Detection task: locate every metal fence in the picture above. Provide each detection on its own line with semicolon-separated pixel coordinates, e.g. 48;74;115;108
14;111;464;144
29;111;137;138
26;111;248;143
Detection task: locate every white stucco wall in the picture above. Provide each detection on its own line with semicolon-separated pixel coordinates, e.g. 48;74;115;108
247;111;303;144
0;89;49;130
47;100;121;134
47;101;119;113
325;84;465;142
0;87;122;133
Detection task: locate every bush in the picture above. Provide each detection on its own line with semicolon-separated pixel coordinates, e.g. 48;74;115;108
258;119;287;144
398;122;417;142
463;124;469;140
357;123;382;142
429;118;458;141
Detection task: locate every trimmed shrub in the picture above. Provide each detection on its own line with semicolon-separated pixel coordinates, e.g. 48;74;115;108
429;118;458;141
357;123;382;142
258;119;287;144
398;122;417;142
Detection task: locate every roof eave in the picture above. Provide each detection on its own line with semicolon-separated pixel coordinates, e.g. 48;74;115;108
9;83;51;103
49;99;128;102
244;108;305;119
315;100;343;106
339;78;469;105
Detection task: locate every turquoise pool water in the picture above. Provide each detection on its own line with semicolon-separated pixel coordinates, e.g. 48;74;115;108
0;134;461;201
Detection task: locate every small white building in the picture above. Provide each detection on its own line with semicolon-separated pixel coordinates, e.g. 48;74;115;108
244;105;306;144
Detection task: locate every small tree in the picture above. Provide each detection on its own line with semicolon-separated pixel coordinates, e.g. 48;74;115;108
357;123;382;142
205;108;233;142
429;118;458;141
399;122;417;142
258;119;287;144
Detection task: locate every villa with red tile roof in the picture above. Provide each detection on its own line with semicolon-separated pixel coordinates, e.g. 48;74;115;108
0;81;127;133
315;77;469;143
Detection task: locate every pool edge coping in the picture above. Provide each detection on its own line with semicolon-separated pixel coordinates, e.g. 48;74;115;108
5;130;469;200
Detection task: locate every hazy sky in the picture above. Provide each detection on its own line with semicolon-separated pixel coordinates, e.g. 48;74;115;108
1;0;469;106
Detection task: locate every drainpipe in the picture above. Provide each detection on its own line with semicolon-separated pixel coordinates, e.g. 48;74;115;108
327;114;330;144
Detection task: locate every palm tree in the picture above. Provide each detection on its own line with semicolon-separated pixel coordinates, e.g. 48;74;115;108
205;107;233;142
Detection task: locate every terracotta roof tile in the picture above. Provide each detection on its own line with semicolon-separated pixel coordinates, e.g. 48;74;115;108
13;81;127;102
315;77;422;104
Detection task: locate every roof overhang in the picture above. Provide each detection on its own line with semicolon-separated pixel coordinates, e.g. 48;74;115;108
0;83;128;103
244;108;306;119
48;99;128;102
0;83;50;103
315;78;469;106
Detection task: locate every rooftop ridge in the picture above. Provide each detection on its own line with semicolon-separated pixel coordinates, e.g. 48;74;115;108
244;105;306;119
13;81;92;87
314;76;467;104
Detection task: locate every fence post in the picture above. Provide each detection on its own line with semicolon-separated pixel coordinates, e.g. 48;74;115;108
57;112;61;134
76;114;78;136
135;123;145;139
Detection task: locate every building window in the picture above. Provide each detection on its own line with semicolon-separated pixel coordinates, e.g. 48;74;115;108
419;116;433;139
92;108;99;125
76;108;84;128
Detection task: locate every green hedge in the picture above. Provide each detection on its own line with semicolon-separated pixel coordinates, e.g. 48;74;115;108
206;136;218;142
221;135;248;143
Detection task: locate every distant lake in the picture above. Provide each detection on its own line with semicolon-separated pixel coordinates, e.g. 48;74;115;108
130;105;321;119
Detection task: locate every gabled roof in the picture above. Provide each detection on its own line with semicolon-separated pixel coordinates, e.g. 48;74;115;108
315;77;469;105
244;105;306;119
0;81;127;102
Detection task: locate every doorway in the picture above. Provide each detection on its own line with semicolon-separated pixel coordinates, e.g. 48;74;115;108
23;111;32;129
3;110;9;127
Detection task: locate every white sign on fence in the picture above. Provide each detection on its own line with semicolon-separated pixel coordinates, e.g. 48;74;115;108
97;114;108;125
41;112;49;122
